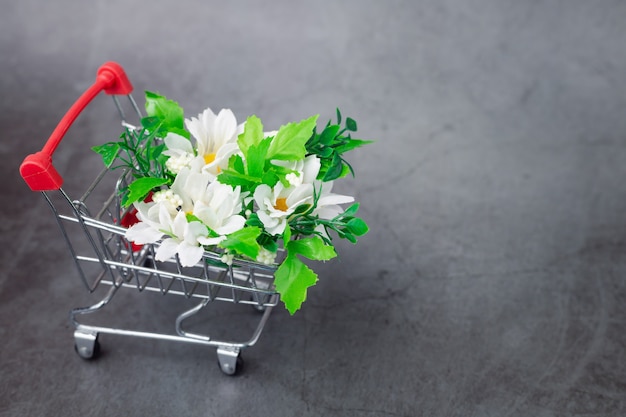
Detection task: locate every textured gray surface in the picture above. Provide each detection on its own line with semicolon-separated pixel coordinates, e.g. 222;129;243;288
3;1;626;416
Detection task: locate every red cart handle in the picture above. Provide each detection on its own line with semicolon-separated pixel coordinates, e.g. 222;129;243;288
20;61;133;191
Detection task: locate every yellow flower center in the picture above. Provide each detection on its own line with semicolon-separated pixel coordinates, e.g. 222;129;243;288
274;197;288;212
204;152;217;165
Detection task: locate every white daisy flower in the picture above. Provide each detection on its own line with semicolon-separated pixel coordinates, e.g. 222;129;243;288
253;182;314;236
253;156;322;236
126;200;208;267
185;107;244;179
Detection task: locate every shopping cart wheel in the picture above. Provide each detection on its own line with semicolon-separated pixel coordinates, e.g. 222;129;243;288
252;302;267;313
74;330;100;360
249;294;268;313
217;346;243;376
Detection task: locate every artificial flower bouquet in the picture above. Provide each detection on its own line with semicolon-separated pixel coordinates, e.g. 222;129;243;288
92;92;370;314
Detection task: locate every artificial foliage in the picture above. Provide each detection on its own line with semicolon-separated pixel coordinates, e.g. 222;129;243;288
93;92;370;314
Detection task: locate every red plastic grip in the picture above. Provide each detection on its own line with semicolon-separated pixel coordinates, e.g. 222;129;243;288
20;61;133;191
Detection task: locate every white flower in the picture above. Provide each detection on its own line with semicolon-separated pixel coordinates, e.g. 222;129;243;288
253;156;321;236
162;133;196;174
253;183;314;236
151;189;183;214
194;181;247;245
125;200;171;244
125;167;247;266
154;211;208;266
169;167;247;244
256;248;277;265
126;200;208;267
185;107;243;179
170;167;211;213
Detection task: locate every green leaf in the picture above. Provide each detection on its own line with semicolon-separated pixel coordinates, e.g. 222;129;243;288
267;114;318;160
344;233;357;243
319;147;334;158
292;203;312;215
274;253;318;315
283;224;292;243
261;170;279;187
334;139;373;154
229;154;246;174
320;124;340;145
123;177;168;207
342;203;360;217
338;161;352;179
287;236;337;261
141;116;161;131
205;258;230;269
245;213;264;228
238;115;264;157
92;142;120;168
336;108;342;125
346;218;369;236
322;153;344;181
346;117;357;132
246;136;272;178
219;227;262;259
185;213;203;224
306;131;320;148
261;238;278;253
148;143;165;161
144;91;185;136
217;169;259;188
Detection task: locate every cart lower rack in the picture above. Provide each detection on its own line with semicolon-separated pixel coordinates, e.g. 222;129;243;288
20;62;280;375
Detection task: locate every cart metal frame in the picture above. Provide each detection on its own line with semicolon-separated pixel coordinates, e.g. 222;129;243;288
20;62;280;375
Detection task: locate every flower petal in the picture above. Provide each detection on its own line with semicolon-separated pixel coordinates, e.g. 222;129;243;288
155;238;179;262
186;108;217;156
185;221;208;244
177;241;205;267
257;210;279;229
164;132;193;153
171;211;188;238
213;109;237;149
134;201;155;222
213;215;246;235
302;155;321;183
185;172;211;205
194;203;219;230
254;184;272;210
125;222;163;244
267;218;287;236
286;183;314;208
214;142;240;162
158;203;175;231
317;193;354;207
258;210;285;236
315;205;344;220
197;235;226;246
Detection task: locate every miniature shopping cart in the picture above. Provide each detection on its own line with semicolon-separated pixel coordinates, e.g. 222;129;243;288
19;62;279;375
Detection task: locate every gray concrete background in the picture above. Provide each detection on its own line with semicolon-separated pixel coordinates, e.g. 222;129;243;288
2;1;626;416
